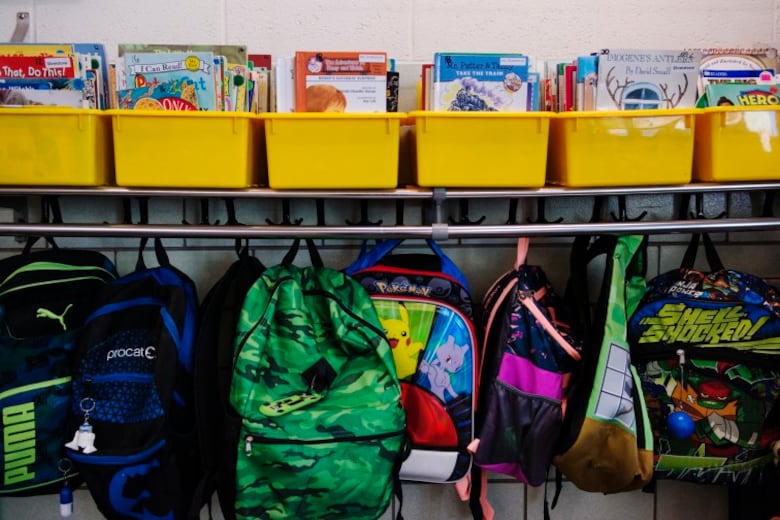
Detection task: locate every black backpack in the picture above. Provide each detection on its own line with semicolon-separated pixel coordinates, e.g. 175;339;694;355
188;242;265;520
65;238;199;519
0;239;117;500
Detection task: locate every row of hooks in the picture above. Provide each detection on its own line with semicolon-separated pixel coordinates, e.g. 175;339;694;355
30;190;777;230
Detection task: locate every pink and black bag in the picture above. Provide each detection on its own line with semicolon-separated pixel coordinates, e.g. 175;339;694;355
471;237;582;485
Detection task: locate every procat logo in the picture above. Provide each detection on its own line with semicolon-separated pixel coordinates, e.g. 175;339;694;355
3;402;36;485
106;346;157;361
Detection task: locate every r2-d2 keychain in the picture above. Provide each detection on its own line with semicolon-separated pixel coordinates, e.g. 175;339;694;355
65;397;98;454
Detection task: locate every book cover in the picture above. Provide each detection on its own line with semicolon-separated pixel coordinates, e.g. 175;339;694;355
576;54;598;111
294;51;388;112
432;52;530;111
595;48;701;111
0;86;85;107
705;83;780;107
121;51;217;111
116;77;201;110
692;48;778;96
0;55;77;80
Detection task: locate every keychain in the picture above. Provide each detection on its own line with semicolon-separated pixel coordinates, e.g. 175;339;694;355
58;458;73;518
65;397;98;454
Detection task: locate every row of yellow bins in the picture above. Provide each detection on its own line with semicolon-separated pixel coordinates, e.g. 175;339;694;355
0;107;778;189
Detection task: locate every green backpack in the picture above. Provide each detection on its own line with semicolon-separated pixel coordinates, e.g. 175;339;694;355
229;241;407;520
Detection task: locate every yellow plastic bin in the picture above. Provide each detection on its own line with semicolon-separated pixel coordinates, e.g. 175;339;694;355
0;107;112;186
261;113;405;189
411;111;552;188
109;110;260;188
694;106;780;182
547;109;696;187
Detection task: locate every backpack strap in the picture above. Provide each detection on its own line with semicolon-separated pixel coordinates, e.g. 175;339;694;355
343;238;471;292
281;239;324;267
681;233;724;272
135;237;171;271
514;237;530;270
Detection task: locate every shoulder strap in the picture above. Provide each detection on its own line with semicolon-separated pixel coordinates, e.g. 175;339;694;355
135;237;171;271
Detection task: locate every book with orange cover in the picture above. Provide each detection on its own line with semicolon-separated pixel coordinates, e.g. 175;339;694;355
294;51;387;112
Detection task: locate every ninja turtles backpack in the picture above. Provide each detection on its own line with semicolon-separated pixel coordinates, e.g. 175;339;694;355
229;240;406;520
628;233;780;486
344;239;478;484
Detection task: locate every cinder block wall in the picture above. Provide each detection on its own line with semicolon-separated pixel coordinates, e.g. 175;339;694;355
1;2;779;518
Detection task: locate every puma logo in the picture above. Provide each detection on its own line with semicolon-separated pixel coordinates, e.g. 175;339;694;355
36;304;73;331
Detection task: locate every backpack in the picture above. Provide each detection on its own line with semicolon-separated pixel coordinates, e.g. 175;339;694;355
344;239;478;484
552;234;654;494
65;238;200;519
0;240;117;499
472;237;582;486
628;233;780;486
230;240;406;520
188;242;265;520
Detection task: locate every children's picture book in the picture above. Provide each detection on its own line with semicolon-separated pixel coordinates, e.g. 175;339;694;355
116;77;201;110
0;42;108;108
432;52;531;111
692;48;777;97
294;51;388;112
0;85;85;107
595;48;701;111
576;54;598;111
119;50;217;111
705;83;780;107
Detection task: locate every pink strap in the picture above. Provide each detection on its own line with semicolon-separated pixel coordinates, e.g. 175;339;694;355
514;237;529;270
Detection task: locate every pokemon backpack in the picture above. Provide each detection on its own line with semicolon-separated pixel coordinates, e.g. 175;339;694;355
344;239;478;484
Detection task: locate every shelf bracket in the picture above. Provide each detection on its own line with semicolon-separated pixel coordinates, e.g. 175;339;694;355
10;12;29;42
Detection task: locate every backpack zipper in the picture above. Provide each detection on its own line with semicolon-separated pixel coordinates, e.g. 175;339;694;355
243;429;407;456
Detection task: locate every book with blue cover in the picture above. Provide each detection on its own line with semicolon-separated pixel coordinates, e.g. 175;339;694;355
118;50;217;111
432;53;534;111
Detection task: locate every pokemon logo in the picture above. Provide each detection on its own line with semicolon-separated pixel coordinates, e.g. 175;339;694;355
636;303;769;344
374;281;431;297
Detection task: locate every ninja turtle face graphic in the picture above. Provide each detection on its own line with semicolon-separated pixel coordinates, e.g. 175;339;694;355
696;379;733;410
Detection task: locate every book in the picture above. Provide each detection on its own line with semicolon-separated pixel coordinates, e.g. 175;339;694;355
432;52;531;111
120;50;217;111
0;86;85;107
595;48;701;111
576;54;598;111
294;51;388;112
0;55;77;80
692;48;778;96
705;83;780;107
116;77;201;110
274;56;295;113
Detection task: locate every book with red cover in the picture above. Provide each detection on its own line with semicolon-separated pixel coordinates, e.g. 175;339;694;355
294;51;387;112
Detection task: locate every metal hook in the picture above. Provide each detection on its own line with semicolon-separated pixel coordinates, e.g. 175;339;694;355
449;199;485;225
346;200;382;226
762;191;776;218
266;199;303;226
10;12;29;42
527;199;563;224
610;195;647;222
681;192;726;220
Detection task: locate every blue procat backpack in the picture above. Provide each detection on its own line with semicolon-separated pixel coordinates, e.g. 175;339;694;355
65;238;200;519
344;239;478;484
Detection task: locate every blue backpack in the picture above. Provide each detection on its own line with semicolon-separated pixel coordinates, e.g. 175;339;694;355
65;238;199;519
344;239;478;484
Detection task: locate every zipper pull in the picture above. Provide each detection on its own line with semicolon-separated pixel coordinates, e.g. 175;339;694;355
245;435;253;456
